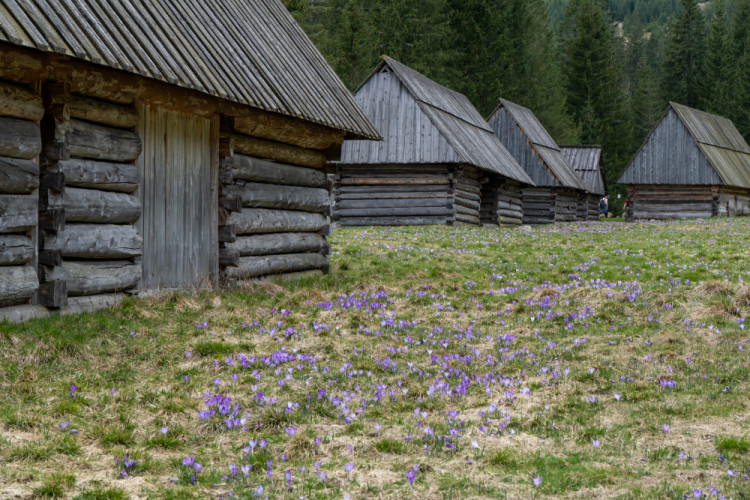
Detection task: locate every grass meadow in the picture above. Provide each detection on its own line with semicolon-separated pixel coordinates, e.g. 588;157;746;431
1;219;749;499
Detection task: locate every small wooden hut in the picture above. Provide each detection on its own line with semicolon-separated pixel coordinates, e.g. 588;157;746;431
560;145;607;220
0;0;379;322
488;99;588;224
618;102;750;220
332;57;534;227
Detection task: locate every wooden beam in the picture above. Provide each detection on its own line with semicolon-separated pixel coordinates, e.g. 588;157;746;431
225;232;326;257
0;156;39;194
43;224;142;259
44;187;141;224
38;249;63;267
42;260;141;296
47;159;140;193
234;112;345;151
39;209;65;232
224;252;328;280
231;134;326;169
0;265;38;307
228;155;327;188
50;94;137;128
0;235;34;265
0;80;43;121
38;280;67;308
222;182;329;212
0;117;42;159
66;119;142;162
0;193;37;232
230;208;327;235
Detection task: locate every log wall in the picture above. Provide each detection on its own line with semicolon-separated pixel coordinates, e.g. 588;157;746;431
454;166;482;226
555;190;580;223
219;124;330;282
522;188;555;225
717;188;750;217
333;165;455;226
625;185;717;221
0;80;43;322
39;85;143;309
496;181;523;226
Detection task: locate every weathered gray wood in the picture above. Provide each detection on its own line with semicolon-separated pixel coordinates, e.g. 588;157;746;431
0;304;49;323
0;157;39;194
0;265;37;306
38;249;63;267
455;188;481;203
43;260;141;296
498;215;522;225
224;252;328;279
223;182;329;212
66;119;142;162
43;224;142;259
336;192;451;201
58;293;124;316
336;184;449;194
45;187;141;223
338;216;451;226
225;232;326;256
336;198;451;210
39;209;65;232
497;208;523;219
230;208;327;235
0;117;42;159
229;155;326;188
0;81;44;121
335;207;453;217
219;248;240;267
48;159;140;193
231;134;326;169
454;197;480;211
219;195;243;212
38;281;67;308
219;225;237;243
40;173;65;193
0;193;37;232
0;235;33;265
54;94;138;128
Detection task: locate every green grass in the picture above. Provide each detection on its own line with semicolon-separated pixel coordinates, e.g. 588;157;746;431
1;219;750;498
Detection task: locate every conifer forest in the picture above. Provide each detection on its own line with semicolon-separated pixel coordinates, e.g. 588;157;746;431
285;0;750;214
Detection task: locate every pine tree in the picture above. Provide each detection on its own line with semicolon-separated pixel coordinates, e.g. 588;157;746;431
660;0;707;107
631;55;665;142
702;0;733;116
734;33;750;140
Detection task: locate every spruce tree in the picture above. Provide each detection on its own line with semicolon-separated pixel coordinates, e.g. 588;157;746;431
631;55;665;142
660;0;707;107
734;33;750;141
702;0;733;117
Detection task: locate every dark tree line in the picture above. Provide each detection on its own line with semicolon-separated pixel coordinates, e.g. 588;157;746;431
286;0;750;210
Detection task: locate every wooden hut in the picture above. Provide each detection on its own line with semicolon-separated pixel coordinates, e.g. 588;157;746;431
0;0;379;322
560;145;607;220
332;56;534;227
488;99;588;224
618;102;750;221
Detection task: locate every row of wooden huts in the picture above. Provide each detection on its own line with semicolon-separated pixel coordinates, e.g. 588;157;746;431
332;57;606;227
0;0;380;322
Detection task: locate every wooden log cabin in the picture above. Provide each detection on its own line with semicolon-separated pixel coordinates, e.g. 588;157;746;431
488;99;588;225
332;56;534;227
0;0;379;322
560;145;607;221
618;102;750;221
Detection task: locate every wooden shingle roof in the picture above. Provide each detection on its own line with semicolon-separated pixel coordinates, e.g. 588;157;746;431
490;99;587;191
560;145;606;195
0;0;380;140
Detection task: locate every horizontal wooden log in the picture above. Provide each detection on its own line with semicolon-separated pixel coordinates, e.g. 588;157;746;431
336;192;451;201
454;188;481;203
498;215;522;225
223;182;329;212
455;213;480;225
219;225;236;243
0;81;43;121
0;265;37;306
228;155;326;188
52;94;138;128
231;133;326;169
219;248;240;267
335;207;453;217
454;197;480;211
338;216;451;226
234;113;345;151
224;252;328;279
0;235;33;265
66;119;142;162
230;208;327;235
497;196;522;206
0;193;36;232
454;175;481;187
339;178;450;186
47;159;140;193
339;170;450;179
336;198;451;210
497;200;522;211
0;304;49;323
43;224;142;259
336;184;449;194
45;187;141;223
0;117;42;159
497;208;523;219
58;293;124;316
0;156;39;194
38;280;67;308
42;260;141;296
226;232;326;257
455;204;478;216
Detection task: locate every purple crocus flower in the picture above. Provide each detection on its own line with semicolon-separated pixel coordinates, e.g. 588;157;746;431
532;475;542;488
317;470;326;482
406;468;415;485
181;456;194;467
